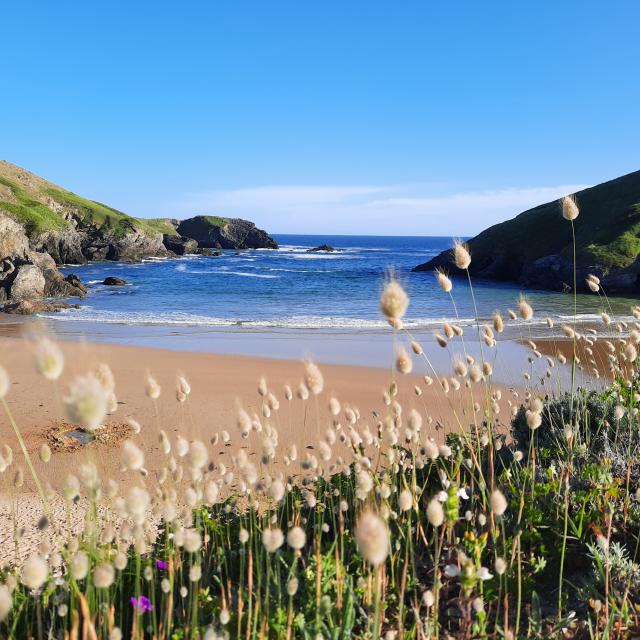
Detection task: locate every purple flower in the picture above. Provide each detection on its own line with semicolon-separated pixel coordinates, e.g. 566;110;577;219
130;595;153;613
156;560;168;570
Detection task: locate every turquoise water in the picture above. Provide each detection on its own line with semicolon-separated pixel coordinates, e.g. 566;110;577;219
49;234;631;331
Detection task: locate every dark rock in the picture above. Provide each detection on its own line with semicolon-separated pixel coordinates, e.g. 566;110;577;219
195;248;221;256
102;277;129;286
2;299;81;315
307;244;335;253
176;216;278;250
413;169;640;294
162;234;199;255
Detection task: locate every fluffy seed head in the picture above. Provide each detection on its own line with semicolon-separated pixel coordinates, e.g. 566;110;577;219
33;337;64;381
435;269;453;293
286;526;307;550
399;489;413;512
262;528;285;553
395;347;413;375
426;498;444;527
64;374;108;432
304;361;324;395
380;278;409;322
20;555;48;591
518;296;533;321
122;440;145;471
490;489;508;516
452;240;471;270
0;585;11;622
145;372;161;400
70;551;90;581
355;511;389;566
561;194;579;221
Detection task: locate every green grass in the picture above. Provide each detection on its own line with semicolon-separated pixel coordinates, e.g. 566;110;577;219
0;177;68;235
198;215;229;228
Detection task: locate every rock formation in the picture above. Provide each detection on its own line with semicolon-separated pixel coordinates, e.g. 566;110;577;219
175;216;278;250
413;169;640;294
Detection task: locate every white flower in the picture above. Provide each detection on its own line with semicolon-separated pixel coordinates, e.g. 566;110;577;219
476;567;493;581
33;337;64;381
490;489;508;516
20;555;48;590
399;490;413;512
444;564;460;577
64;374;108;431
93;563;115;589
70;551;89;580
286;526;306;550
355;512;389;566
0;585;11;622
262;528;284;553
427;498;444;527
121;440;144;471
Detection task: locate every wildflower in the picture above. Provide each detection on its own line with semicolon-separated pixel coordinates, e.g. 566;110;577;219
422;590;435;608
64;374;108;431
189;565;202;582
453;240;471;269
287;577;299;596
189;440;208;469
287;526;307;550
427;498;444;527
33;337;64;381
355;511;389;566
70;551;89;580
494;557;507;575
395;347;413;374
525;410;542;430
220;609;230;625
156;559;168;570
145;372;161;400
561;194;579;221
93;563;115;589
518;296;533;321
380;277;409;322
304;361;324;395
435;269;453;293
399;489;413;512
122;440;145;471
262;528;285;553
20;555;48;590
184;530;202;553
490;489;508;516
476;567;493;580
130;595;153;613
39;444;51;463
0;585;11;622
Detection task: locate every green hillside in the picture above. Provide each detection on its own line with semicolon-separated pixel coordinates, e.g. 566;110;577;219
0;161;177;238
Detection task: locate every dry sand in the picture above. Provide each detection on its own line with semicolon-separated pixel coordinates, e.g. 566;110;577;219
0;334;526;564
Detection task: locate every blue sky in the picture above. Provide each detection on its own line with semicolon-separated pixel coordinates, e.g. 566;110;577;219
2;1;639;235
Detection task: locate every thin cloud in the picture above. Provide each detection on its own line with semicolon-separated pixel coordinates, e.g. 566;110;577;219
168;183;589;235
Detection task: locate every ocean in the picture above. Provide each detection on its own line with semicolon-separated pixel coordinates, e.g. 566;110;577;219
17;233;630;375
47;234;630;330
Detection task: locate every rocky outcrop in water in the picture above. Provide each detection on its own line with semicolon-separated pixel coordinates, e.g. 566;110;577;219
103;277;129;286
307;244;335;253
413;169;640;294
162;234;199;255
176;216;278;250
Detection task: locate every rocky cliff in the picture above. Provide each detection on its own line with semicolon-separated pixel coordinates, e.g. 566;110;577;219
0;213;86;306
413;170;640;294
176;216;278;250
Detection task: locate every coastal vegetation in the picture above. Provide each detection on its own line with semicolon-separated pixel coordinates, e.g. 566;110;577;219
1;198;640;638
415;169;640;293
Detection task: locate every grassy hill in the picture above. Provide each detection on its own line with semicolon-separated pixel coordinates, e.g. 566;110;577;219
414;169;640;290
0;161;178;239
